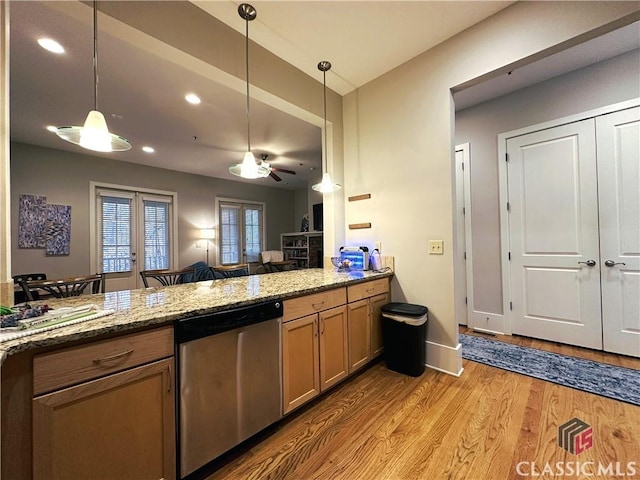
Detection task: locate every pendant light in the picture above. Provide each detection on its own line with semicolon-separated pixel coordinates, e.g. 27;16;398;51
312;61;341;193
229;4;270;179
55;1;131;152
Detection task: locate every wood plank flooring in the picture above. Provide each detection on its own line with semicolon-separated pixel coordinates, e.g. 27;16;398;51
204;331;639;480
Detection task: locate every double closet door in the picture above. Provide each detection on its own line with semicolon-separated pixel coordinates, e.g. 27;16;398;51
506;107;639;357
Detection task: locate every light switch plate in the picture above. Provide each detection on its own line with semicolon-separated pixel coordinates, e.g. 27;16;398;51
429;240;444;255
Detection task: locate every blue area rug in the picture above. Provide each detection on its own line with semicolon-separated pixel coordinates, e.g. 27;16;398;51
459;333;640;407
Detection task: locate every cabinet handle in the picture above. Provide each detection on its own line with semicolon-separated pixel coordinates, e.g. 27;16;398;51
314;319;318;337
312;301;325;310
321;318;325;335
365;288;374;294
92;349;134;365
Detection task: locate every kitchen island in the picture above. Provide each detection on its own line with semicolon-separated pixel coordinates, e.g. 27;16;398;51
1;268;393;480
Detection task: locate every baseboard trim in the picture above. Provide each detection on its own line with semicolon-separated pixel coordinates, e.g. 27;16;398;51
425;340;463;376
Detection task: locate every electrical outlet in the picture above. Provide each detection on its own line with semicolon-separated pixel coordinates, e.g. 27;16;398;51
429;240;444;255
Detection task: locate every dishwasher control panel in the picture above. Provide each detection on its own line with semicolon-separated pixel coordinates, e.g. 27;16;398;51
175;300;282;344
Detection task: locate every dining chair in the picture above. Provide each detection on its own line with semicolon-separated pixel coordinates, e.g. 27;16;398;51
13;273;47;303
210;264;249;278
140;267;196;288
19;273;105;301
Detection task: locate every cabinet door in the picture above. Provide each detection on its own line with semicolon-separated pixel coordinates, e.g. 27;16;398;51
282;314;320;414
347;299;370;373
319;305;348;391
33;358;175;480
370;292;390;358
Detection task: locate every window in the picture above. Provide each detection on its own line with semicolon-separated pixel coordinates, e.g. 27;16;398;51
100;193;133;273
219;200;264;264
143;198;170;270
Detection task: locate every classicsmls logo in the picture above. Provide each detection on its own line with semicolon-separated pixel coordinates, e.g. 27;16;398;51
515;417;637;477
558;417;593;455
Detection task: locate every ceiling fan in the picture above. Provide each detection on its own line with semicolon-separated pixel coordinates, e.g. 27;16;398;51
259;154;296;182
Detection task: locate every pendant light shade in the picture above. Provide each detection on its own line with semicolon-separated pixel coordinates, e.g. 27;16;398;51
312;61;341;193
230;4;269;179
55;2;131;152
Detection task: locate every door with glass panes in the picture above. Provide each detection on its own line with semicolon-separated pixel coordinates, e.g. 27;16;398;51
218;201;264;265
97;188;175;291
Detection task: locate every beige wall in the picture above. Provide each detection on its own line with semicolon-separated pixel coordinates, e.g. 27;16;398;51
10;142;297;279
456;49;640;316
342;1;639;362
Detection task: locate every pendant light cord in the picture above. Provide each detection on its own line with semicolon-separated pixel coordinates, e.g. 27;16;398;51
245;15;251;153
322;68;327;174
92;0;99;111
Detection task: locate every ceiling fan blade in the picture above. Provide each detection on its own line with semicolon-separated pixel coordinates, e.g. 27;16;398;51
269;171;282;182
271;166;296;175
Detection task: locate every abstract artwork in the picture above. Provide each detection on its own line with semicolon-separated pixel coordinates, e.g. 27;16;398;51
45;204;71;256
18;194;47;248
18;194;71;254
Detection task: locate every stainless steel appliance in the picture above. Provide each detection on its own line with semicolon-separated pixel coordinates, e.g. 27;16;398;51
175;301;283;479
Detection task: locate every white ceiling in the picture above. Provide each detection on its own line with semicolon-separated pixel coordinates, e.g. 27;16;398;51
9;1;638;190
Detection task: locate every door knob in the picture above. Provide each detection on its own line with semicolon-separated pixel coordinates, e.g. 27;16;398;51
604;260;626;267
578;260;596;267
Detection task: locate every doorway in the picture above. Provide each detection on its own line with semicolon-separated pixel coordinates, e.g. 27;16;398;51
501;105;639;357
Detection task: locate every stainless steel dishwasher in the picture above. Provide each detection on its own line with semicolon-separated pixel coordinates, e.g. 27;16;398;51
175;301;283;479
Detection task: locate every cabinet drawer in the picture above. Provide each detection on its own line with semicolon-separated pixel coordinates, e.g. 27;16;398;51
33;326;174;395
283;288;346;322
347;278;390;302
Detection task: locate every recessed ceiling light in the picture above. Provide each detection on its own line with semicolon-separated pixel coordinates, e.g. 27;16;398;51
37;38;65;54
46;125;58;132
185;93;201;105
142;146;155;153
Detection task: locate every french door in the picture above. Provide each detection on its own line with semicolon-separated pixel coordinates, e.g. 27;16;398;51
506;107;639;356
218;200;264;265
95;187;176;291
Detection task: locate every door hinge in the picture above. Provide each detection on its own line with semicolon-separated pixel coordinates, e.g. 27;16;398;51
510;301;513;311
507;202;511;212
508;251;511;261
462;207;466;215
506;153;509;162
464;251;467;260
465;297;468;305
461;162;465;171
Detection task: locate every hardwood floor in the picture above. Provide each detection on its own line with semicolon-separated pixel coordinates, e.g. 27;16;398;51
205;332;639;480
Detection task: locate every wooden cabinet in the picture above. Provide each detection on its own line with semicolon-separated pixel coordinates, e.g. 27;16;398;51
282;289;348;414
31;327;175;480
347;279;391;373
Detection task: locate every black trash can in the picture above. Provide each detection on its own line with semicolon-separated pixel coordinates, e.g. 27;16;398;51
381;302;428;377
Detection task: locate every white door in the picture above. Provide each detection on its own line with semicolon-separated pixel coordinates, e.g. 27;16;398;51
454;145;469;326
597;107;640;357
96;189;175;291
507;119;603;349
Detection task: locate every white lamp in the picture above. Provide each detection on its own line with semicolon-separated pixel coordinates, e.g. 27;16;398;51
312;61;341;193
229;4;269;179
200;228;215;265
55;2;131;152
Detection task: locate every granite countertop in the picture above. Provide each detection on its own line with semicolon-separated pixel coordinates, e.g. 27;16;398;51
1;269;393;363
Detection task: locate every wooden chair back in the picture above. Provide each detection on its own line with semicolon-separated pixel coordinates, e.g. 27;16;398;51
13;273;48;303
19;273;105;301
140;267;196;288
210;264;249;278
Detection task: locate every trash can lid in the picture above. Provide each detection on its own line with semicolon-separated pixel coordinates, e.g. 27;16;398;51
381;302;428;317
